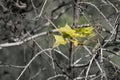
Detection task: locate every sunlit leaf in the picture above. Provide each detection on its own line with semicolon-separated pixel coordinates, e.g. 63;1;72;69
81;26;94;34
74;26;95;38
71;40;79;46
59;24;79;38
53;24;96;47
53;35;68;47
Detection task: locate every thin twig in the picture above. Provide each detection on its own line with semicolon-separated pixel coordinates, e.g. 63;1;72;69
27;32;52;59
0;64;25;68
107;0;118;13
79;2;114;31
33;0;48;20
0;29;57;49
31;0;38;16
16;48;52;80
85;54;96;80
30;68;42;79
54;49;69;60
49;50;56;75
47;74;68;80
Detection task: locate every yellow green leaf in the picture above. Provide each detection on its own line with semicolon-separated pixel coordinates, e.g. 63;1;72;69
59;24;74;33
53;35;68;47
59;24;79;38
71;40;79;46
89;32;95;37
53;24;95;47
79;33;87;38
75;26;95;38
81;26;94;34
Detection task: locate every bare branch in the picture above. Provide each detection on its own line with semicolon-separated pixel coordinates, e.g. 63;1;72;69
16;48;52;80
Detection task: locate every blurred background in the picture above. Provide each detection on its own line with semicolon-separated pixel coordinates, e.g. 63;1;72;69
0;0;120;80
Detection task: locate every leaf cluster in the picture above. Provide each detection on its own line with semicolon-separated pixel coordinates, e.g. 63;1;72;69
53;24;95;47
